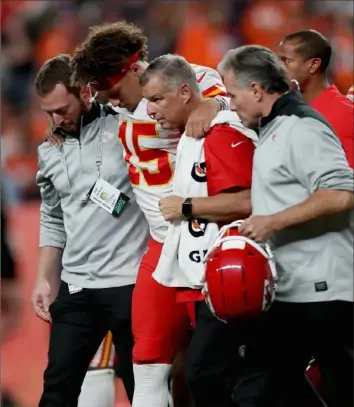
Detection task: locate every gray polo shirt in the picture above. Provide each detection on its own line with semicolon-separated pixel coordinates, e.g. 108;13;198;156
37;102;149;289
252;91;353;303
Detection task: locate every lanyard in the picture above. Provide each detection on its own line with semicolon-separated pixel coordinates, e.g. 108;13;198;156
78;114;105;179
60;113;106;199
92;116;105;179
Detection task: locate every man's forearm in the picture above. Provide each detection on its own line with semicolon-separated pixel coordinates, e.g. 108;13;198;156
191;190;251;221
272;189;354;231
36;246;63;286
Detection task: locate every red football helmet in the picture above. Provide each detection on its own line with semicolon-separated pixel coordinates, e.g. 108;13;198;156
203;220;277;322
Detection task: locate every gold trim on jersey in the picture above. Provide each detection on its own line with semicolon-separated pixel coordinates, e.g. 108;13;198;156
88;331;115;371
99;331;113;368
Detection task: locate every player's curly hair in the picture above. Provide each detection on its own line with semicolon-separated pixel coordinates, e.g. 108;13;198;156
70;21;149;87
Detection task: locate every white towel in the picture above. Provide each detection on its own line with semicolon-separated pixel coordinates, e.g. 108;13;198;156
153;111;258;288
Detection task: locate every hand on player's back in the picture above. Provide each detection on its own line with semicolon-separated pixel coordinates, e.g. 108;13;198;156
47;133;64;145
46;123;64;145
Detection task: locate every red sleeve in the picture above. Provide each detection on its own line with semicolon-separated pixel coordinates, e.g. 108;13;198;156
333;111;354;169
311;90;354;168
339;122;354;169
204;124;255;196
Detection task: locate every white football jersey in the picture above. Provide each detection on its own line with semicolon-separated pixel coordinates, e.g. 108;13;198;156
116;65;227;242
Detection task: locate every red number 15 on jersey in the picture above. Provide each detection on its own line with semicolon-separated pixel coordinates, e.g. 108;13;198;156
118;121;174;187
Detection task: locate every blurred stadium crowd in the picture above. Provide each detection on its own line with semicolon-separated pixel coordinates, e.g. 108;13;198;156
1;1;353;407
1;0;353;205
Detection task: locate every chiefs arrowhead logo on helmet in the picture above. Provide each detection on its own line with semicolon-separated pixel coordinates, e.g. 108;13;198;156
188;218;208;238
191;162;207;182
203;220;277;322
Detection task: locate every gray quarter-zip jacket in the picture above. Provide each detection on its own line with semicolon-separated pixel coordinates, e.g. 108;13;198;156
37;102;149;288
252;91;353;303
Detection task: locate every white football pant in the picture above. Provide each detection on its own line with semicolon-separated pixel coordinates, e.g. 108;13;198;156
78;369;115;407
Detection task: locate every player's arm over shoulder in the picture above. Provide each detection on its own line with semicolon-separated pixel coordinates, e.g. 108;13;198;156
192;64;228;99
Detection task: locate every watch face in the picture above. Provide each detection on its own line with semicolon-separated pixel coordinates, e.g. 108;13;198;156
183;199;192;217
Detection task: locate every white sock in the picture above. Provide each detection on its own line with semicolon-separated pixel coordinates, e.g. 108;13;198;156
78;369;115;407
132;363;172;407
168;377;174;407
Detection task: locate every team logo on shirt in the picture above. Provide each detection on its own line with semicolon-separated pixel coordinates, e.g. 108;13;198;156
188;218;208;238
189;249;208;263
191;162;207;183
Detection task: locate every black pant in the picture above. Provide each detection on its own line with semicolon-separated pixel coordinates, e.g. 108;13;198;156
38;281;135;407
258;300;354;407
185;301;268;407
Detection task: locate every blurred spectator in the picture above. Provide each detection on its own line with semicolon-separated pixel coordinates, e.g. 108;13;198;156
1;209;21;341
0;2;353;406
1;205;22;407
1;0;352;204
143;1;184;60
175;1;239;68
240;1;306;51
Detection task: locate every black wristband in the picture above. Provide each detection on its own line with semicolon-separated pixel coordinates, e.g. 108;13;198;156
182;197;193;218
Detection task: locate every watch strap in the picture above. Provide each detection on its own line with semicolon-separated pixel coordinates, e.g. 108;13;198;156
182;197;193;218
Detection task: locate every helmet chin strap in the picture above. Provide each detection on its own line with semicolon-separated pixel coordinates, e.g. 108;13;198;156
203;220;279;321
203;220;244;260
203;220;278;281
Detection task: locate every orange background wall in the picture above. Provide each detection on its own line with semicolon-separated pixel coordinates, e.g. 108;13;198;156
2;202;48;407
1;202;130;407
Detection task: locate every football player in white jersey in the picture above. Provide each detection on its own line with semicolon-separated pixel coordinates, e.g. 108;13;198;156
70;21;229;407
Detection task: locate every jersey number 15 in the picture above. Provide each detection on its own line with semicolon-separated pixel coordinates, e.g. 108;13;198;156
118;121;174;187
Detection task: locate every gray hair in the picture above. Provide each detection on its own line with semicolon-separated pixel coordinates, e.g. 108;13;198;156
218;45;290;94
139;54;200;93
